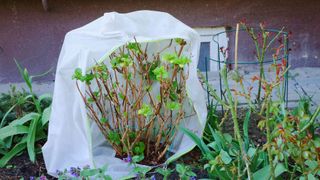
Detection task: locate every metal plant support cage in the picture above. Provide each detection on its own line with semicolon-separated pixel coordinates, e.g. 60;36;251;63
204;27;289;110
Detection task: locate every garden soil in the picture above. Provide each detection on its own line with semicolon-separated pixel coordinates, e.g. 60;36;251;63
0;109;267;179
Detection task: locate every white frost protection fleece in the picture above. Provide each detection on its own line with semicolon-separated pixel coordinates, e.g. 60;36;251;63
42;10;207;179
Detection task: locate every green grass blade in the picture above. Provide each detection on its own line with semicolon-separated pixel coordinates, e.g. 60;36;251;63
26;116;39;162
0;140;27;167
9;112;40;126
23;94;33;101
243;110;251;139
252;165;270;180
243;109;251;150
41;106;51;126
30;66;54;79
213;168;231;180
252;163;287;180
0;125;29;139
180;126;212;157
0;104;17;128
14;59;32;91
208;126;224;151
38;93;52;103
0;136;13;149
14;59;25;79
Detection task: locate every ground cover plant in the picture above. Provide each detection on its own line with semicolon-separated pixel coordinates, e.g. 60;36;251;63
73;38;191;165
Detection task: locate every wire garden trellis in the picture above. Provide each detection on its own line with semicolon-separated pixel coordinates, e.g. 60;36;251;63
203;27;289;110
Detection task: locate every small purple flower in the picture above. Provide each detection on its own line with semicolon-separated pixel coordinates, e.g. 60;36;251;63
189;176;197;180
70;167;81;177
150;175;156;180
56;170;63;176
29;177;35;180
123;155;132;163
39;175;47;180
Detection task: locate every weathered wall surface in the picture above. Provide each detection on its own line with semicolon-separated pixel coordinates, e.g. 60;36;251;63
0;0;319;83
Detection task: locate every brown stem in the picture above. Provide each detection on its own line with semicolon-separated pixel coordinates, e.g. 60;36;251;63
76;82;123;155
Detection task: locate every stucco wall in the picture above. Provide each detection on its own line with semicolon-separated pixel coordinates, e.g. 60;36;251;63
0;0;319;83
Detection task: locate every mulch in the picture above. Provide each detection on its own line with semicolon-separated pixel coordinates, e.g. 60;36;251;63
0;152;55;180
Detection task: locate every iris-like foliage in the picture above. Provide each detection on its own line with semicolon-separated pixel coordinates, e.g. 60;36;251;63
0;61;52;167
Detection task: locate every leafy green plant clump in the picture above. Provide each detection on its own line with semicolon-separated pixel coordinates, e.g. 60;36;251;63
73;39;191;165
186;22;320;179
0;61;52;167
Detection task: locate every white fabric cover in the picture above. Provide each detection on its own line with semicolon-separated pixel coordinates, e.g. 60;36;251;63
42;10;207;179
